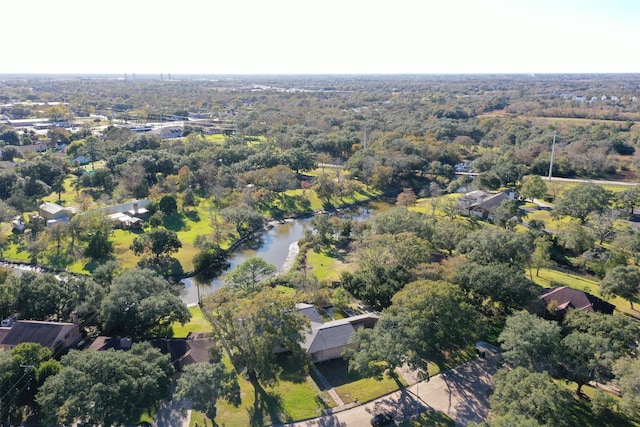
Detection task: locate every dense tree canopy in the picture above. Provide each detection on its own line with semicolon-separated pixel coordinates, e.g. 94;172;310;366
202;287;309;385
498;312;561;372
345;280;480;377
100;268;191;336
454;263;541;316
552;183;612;223
37;342;174;427
599;265;640;309
490;367;573;427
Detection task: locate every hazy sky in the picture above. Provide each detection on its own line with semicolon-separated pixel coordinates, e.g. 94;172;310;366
5;0;640;75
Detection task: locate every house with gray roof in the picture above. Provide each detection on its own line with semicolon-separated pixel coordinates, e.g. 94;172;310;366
296;303;379;363
38;202;77;222
0;317;82;354
458;190;516;219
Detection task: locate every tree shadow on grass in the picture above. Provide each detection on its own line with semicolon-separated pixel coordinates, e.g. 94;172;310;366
314;359;368;388
163;213;187;232
276;356;307;384
137;256;183;277
184;210;200;222
247;378;290;427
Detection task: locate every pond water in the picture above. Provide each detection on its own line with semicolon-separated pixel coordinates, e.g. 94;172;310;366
180;200;391;306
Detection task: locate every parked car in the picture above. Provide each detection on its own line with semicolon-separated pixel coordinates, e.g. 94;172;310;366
370;413;395;426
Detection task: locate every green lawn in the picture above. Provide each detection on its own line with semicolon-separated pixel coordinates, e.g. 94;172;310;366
314;359;407;404
171;306;211;338
306;248;348;282
192;356;334;427
399;411;456;426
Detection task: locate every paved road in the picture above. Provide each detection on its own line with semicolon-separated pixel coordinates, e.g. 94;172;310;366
273;354;499;427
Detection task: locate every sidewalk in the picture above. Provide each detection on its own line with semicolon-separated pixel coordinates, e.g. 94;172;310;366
272;354;499;427
153;396;192;427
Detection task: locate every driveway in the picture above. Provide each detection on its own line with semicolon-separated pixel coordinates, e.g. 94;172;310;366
273;353;500;427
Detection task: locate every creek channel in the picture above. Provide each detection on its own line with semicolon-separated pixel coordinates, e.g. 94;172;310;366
179;200;391;306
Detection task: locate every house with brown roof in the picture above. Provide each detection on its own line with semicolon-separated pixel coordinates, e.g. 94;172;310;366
0;316;82;354
535;286;616;320
88;332;216;371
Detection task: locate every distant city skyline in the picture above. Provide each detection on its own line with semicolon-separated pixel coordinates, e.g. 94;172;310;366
5;0;640;75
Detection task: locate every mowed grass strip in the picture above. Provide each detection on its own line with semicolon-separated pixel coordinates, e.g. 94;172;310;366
194;356;334;427
314;359;407;404
171;306;211;338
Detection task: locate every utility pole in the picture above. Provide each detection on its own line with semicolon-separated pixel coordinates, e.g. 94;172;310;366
548;130;556;181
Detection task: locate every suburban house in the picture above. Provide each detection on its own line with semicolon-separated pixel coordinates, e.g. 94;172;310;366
296;303;379;363
88;332;216;371
101;200;150;229
533;286;616;320
0;315;82;354
38;202;77;223
458;190;516;219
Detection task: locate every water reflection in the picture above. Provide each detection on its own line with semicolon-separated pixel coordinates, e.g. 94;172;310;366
180;203;388;306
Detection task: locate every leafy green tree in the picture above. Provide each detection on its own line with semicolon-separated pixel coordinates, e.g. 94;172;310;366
519;175;547;202
224;257;276;292
345;280;480;377
37;342;174;427
312;173;337;206
367;206;433;240
432;219;470;255
562;310;640;358
490;367;573;427
84;227;114;261
613;358;640;419
310;213;334;245
174;362;241;423
131;228;182;258
158;194;178;215
599;265;640;309
0;342;60;422
531;236;553;276
202;287;309;385
614;186;640;215
498;312;561;372
263;164;298;197
340;263;411;310
457;227;533;267
100;268;191;336
51;173;66;203
560;332;614;394
455;263;541;317
220;204;264;237
488;413;543;427
557;221;595;254
552;183;612;223
12;272;67;320
586;210;618;244
283;146;316;174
